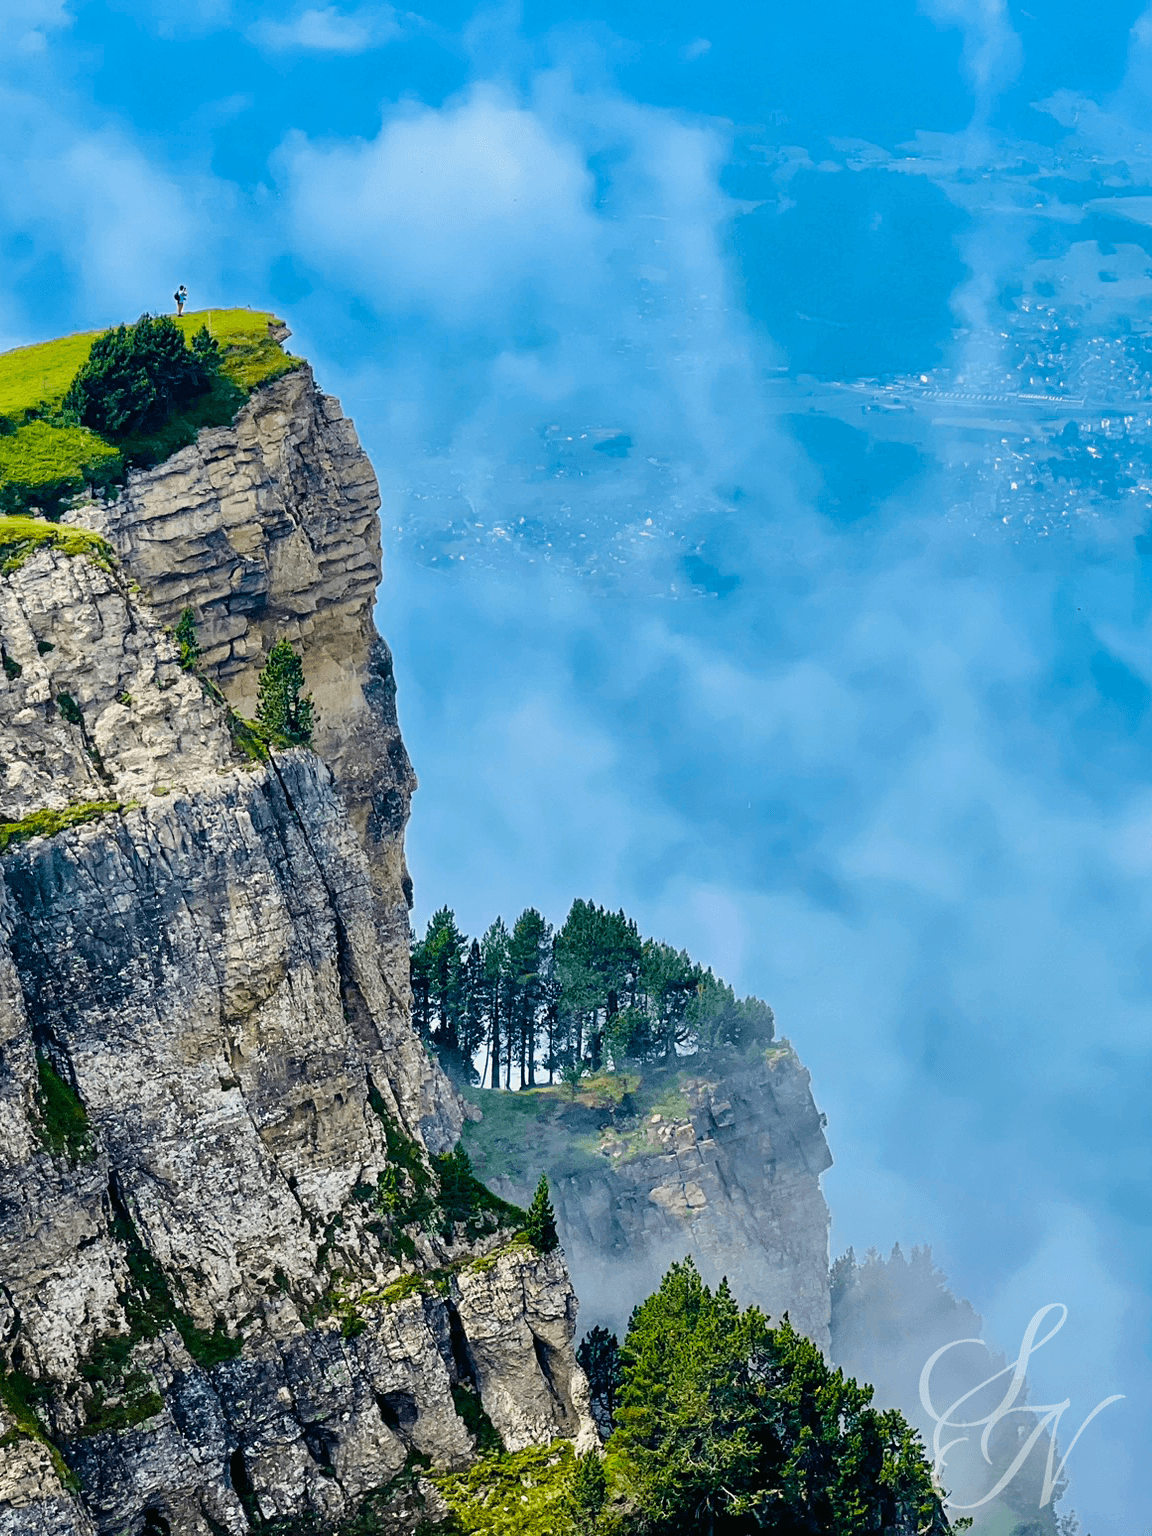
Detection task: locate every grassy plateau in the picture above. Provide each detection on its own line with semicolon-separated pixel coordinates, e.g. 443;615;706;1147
0;309;301;507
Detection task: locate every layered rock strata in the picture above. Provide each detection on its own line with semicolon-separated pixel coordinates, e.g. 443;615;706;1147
0;367;594;1536
79;363;416;988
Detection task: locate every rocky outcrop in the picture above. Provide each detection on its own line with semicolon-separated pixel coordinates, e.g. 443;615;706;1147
0;361;594;1536
78;363;416;990
465;1050;833;1354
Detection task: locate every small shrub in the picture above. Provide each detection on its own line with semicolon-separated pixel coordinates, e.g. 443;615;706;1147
431;1144;526;1242
62;314;217;441
566;1451;607;1535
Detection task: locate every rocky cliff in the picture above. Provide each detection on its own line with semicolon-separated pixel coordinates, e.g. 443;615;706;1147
0;353;594;1536
461;1046;833;1355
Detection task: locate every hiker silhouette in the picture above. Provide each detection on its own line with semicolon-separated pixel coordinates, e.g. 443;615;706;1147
174;285;187;316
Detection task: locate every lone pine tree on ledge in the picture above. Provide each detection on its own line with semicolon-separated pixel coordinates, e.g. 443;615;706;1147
526;1174;559;1253
256;637;314;746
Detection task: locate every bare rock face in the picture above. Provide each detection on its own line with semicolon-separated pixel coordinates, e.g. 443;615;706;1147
0;372;594;1536
466;1050;833;1355
78;365;416;990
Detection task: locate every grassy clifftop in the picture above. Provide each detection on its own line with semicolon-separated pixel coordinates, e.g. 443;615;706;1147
0;309;296;419
0;309;301;514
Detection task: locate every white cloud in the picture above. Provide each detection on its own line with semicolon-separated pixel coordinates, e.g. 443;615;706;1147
281;83;603;326
0;85;241;334
249;4;401;55
1;0;71;52
918;0;1022;115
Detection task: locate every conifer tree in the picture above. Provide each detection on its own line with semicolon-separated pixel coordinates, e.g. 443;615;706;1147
256;638;314;746
525;1174;558;1253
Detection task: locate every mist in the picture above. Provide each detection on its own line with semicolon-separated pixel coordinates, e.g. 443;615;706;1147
3;0;1152;1527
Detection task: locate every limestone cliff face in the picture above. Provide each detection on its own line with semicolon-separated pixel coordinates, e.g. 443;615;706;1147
81;363;415;995
465;1049;833;1355
0;367;594;1536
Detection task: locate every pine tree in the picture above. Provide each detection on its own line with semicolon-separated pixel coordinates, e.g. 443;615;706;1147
566;1451;607;1535
614;1257;952;1536
63;313;216;439
256;638;314;746
480;919;510;1088
525;1174;558;1253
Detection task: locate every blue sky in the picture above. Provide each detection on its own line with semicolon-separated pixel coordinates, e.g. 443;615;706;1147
3;0;1152;1527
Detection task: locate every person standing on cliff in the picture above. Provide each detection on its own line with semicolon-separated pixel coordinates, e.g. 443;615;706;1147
174;285;187;316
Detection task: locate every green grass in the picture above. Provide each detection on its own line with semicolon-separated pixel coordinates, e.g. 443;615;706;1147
0;419;118;491
0;308;302;504
0;329;104;419
0;309;295;420
0;514;113;575
0;800;123;854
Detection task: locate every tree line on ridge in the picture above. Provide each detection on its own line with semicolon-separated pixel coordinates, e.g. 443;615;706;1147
409;898;776;1088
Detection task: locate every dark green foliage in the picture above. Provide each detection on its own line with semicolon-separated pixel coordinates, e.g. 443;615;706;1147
411;908;474;1080
411;896;773;1086
174;607;200;670
613;1257;951;1536
360;1090;524;1255
33;1053;94;1163
0;1369;77;1489
431;1144;526;1242
62;314;217;440
554;901;641;1072
229;712;270;763
450;1381;505;1456
2;647;21;680
56;691;82;725
525;1174;558;1254
256;637;314;746
577;1327;622;1437
566;1452;607;1534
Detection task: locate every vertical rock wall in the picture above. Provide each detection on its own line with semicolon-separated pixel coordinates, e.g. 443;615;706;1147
0;369;594;1536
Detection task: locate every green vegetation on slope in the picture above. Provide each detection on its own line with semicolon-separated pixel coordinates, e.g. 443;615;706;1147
0;308;301;512
0;308;295;420
33;1053;95;1164
428;1258;957;1536
0;515;113;575
0;421;120;517
0;800;123;854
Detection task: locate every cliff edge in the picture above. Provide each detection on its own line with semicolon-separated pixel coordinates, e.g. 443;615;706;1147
0;339;594;1536
462;1045;833;1355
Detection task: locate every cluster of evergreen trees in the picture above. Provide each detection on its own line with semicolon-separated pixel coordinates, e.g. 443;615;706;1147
410;899;775;1087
